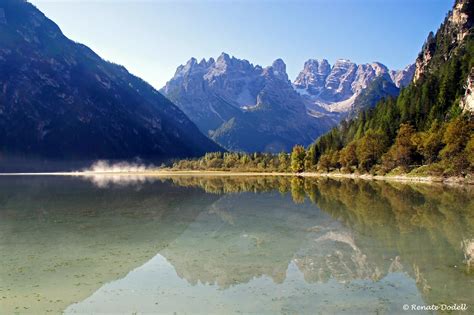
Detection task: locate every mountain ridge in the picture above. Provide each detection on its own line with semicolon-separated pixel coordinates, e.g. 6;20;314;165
0;0;222;163
162;53;335;152
162;53;413;152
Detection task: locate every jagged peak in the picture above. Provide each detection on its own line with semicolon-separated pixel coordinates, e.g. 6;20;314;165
260;58;288;81
302;58;330;68
271;58;286;72
335;58;354;64
186;57;197;65
216;52;231;63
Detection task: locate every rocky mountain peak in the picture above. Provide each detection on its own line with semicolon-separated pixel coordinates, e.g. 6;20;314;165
293;59;331;95
217;52;231;63
293;58;414;113
323;59;357;99
267;58;288;81
198;57;214;67
271;58;286;73
370;62;390;76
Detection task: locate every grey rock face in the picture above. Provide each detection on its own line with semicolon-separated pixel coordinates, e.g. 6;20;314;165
294;59;331;96
162;53;335;152
293;59;413;113
389;64;416;88
162;53;415;152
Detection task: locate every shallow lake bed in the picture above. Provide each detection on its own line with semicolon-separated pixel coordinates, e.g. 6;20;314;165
1;175;473;314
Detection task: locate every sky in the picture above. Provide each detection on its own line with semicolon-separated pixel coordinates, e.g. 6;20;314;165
29;0;454;89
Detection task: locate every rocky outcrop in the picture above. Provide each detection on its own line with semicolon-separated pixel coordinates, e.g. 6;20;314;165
347;76;400;120
460;68;474;113
413;32;436;82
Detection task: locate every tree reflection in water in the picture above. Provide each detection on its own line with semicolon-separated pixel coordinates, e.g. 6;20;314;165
1;175;472;313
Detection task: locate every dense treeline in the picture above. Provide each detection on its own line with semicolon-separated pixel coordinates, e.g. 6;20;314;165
172;151;292;172
172;115;473;176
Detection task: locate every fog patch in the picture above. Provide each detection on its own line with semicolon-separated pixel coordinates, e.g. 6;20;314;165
80;160;160;188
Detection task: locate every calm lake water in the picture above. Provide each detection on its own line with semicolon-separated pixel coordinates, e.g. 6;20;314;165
1;175;473;314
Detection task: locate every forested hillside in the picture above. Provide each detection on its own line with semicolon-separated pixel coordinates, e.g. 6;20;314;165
306;0;474;176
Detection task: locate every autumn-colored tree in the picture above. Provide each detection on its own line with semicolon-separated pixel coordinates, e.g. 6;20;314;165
465;135;474;170
317;151;332;172
356;129;387;171
382;123;418;171
339;141;358;170
330;150;341;170
278;152;290;172
440;116;473;173
413;120;445;164
440;116;472;159
291;145;306;173
290;177;306;204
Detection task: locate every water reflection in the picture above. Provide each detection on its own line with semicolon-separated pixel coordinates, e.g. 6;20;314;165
1;176;473;314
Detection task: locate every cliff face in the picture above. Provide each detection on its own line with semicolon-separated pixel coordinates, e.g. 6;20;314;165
460;68;474;112
414;0;473;81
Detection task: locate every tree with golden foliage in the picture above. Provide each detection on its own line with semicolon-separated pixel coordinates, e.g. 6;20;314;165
290;145;306;173
356;129;387;171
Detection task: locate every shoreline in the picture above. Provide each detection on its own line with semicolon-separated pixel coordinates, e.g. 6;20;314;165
0;169;472;185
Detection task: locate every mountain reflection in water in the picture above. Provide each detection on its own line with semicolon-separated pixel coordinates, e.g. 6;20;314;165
0;175;473;314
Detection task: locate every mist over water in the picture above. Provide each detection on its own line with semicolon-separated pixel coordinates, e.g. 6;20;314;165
83;160;157;173
79;160;160;187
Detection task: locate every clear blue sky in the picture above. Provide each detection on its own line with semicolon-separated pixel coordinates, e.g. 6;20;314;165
30;0;453;89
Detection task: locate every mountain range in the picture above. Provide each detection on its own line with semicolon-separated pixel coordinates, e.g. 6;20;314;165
0;0;221;163
162;55;336;152
162;54;414;152
294;59;414;113
0;0;421;165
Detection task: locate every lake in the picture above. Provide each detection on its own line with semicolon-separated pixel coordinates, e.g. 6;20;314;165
1;175;473;314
